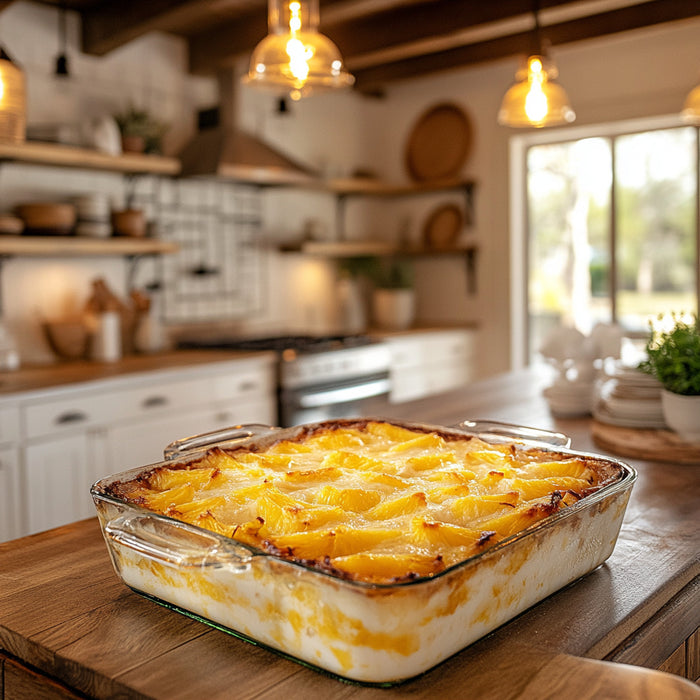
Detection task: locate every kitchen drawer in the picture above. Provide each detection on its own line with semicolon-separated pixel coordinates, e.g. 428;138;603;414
0;404;19;445
22;378;210;441
213;366;274;402
109;376;219;419
388;330;475;369
23;391;116;440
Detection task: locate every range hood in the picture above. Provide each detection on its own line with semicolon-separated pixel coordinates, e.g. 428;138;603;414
179;68;317;185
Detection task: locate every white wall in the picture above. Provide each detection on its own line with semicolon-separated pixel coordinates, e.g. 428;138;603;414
241;16;700;377
1;1;699;374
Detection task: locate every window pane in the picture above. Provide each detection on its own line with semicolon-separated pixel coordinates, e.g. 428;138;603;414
527;138;612;359
614;128;697;331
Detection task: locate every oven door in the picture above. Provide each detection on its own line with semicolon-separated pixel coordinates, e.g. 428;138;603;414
279;372;391;427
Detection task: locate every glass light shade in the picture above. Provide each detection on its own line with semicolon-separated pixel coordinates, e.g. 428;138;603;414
680;81;700;125
498;55;575;128
245;0;354;100
0;48;26;143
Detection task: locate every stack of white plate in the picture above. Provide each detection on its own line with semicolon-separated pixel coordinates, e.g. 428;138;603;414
543;381;593;418
73;194;112;238
593;364;667;429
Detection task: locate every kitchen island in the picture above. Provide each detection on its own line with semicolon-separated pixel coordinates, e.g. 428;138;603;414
0;367;698;699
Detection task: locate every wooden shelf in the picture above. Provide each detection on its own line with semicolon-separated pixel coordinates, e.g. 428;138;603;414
279;240;477;258
0;140;181;175
321;176;475;196
0;236;179;257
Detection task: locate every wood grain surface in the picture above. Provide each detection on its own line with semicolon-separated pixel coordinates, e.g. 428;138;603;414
1;367;699;699
591;419;700;464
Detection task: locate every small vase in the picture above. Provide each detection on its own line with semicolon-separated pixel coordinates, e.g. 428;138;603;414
372;288;415;331
661;390;700;442
121;134;145;153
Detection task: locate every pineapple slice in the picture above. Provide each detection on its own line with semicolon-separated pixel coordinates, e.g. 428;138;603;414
407;453;457;471
144;484;195;511
368;492;427;520
409;517;482;548
331;552;445;582
451;492;519;523
388;433;445;453
510;476;591;500
148;466;218;492
314;485;381;512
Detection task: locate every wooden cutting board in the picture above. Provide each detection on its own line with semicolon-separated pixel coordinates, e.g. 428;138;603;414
591;420;700;464
405;103;472;182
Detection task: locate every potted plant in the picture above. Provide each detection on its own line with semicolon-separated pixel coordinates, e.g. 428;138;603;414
114;106;167;154
638;313;700;442
370;258;416;331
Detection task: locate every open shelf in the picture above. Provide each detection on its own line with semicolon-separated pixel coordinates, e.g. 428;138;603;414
322;176;475;196
0;140;180;175
0;236;179;257
279;240;477;258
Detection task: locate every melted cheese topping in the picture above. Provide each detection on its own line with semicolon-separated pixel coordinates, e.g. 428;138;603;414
112;420;609;584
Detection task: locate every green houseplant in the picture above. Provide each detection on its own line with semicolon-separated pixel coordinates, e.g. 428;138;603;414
639;313;700;441
114;106;167;154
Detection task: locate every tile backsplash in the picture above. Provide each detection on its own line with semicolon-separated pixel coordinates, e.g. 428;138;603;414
0;165;273;364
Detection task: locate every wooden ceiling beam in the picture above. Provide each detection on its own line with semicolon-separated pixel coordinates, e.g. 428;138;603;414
188;7;266;74
186;0;576;75
350;0;700;90
80;0;255;56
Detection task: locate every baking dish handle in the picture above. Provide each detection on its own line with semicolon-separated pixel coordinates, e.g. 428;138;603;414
105;513;254;571
453;420;572;448
163;423;277;460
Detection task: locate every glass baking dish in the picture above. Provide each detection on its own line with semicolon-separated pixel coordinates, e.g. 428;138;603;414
91;419;636;686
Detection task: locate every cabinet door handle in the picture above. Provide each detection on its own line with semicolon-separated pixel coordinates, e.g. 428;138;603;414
142;396;169;409
55;411;88;425
238;380;258;392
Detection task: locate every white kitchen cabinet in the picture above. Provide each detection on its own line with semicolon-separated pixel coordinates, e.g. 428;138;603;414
0;445;20;542
383;329;476;403
23;433;93;536
0;404;20;542
100;396;275;473
6;355;276;542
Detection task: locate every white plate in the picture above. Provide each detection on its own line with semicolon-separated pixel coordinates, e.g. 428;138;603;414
603;396;664;420
593;404;667;429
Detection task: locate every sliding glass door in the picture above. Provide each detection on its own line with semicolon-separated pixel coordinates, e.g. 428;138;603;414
525;124;698;361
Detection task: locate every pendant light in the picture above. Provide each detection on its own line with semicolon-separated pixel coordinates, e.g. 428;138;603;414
244;0;354;101
680;74;700;124
498;2;575;128
0;46;26;143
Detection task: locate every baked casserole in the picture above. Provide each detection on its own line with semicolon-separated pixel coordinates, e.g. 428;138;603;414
93;418;635;684
105;419;622;584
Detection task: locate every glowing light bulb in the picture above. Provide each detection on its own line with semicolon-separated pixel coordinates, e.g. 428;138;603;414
524;57;549;124
289;1;302;32
286;37;312;82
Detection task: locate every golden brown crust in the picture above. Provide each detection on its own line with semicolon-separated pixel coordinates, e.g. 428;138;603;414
104;419;623;584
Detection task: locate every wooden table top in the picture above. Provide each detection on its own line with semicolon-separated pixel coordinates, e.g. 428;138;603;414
1;367;699;699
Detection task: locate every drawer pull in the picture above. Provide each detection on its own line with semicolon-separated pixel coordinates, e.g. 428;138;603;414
55;411;88;425
142;396;169;409
238;380;258;392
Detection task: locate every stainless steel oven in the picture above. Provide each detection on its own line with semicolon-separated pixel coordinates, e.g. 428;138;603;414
178;335;392;427
278;340;391;426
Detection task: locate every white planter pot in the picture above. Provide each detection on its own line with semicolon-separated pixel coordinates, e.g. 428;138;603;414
661;390;700;442
372;288;415;331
